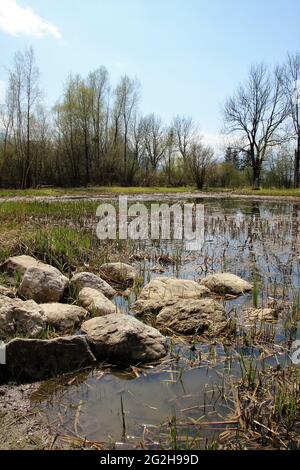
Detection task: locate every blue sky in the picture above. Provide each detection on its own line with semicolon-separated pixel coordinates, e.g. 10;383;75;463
0;0;299;144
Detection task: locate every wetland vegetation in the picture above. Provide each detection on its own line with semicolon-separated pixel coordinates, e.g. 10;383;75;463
1;195;300;450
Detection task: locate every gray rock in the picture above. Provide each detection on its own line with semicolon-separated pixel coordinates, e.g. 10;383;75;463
78;287;119;316
156;298;227;336
244;307;277;322
81;314;167;364
70;272;116;298
200;273;252;296
133;277;210;316
0;285;15;298
100;262;138;288
40;303;88;332
0;295;46;340
139;277;210;302
0;255;40;276
4;335;96;381
18;265;69;303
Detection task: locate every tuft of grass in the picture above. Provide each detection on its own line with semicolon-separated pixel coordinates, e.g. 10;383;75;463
239;355;258;390
252;277;260;308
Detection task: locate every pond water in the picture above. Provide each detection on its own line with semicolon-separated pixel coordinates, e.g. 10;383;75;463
29;197;300;449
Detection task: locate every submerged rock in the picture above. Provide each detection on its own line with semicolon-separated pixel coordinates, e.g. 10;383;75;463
245;307;277;322
70;272;116;298
99;262;138;288
18;265;69;303
78;287;119;316
156;298;227;336
81;314;167;364
0;295;45;340
139;277;210;302
200;273;252;296
3;335;96;381
0;285;15;298
40;303;88;332
132;277;210;316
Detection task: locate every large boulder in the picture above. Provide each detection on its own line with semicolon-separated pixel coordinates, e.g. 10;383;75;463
0;295;45;340
200;273;252;296
40;303;88;332
70;272;116;298
0;285;15;298
156;298;227;336
18;265;69;303
139;277;210;302
78;287;119;316
0;255;40;277
99;262;138;288
3;335;96;381
81;314;167;364
132;277;210;316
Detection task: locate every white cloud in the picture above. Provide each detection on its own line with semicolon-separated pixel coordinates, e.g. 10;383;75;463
201;132;229;159
0;0;61;39
0;80;6;104
202;132;225;148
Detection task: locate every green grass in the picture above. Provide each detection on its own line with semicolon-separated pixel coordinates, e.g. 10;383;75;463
0;186;194;198
232;188;300;197
1;185;300;198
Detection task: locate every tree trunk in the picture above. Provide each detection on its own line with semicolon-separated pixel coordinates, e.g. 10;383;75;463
252;161;261;189
294;136;300;188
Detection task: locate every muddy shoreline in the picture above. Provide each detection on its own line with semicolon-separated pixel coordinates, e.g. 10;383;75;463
0;382;55;450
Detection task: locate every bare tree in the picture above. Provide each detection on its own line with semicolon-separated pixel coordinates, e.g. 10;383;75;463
54;75;82;185
223;63;289;188
127;113;145;185
165;126;175;185
172;115;196;161
142;114;167;172
114;76;139;183
187;140;215;189
283;53;300;187
87;67;110;167
3;47;41;188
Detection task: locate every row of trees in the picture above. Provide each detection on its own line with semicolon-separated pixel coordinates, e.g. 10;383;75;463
0;47;215;189
0;47;299;189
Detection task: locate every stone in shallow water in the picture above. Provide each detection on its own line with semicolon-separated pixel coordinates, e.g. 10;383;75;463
156;298;227;336
3;336;96;381
200;273;252;296
99;262;138;288
132;277;210;316
245;307;277;322
78;287;119;316
69;272;116;298
139;277;210;301
40;303;88;332
18;265;69;303
0;295;45;340
81;314;167;364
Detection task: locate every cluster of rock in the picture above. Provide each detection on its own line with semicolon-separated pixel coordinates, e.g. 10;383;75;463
0;256;168;382
132;273;253;336
0;254;255;383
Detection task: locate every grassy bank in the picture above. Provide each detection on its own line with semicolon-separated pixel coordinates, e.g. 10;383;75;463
0;186;194;198
1;186;300;199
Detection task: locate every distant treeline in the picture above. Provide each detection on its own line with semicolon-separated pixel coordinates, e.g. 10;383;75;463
0;47;299;189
